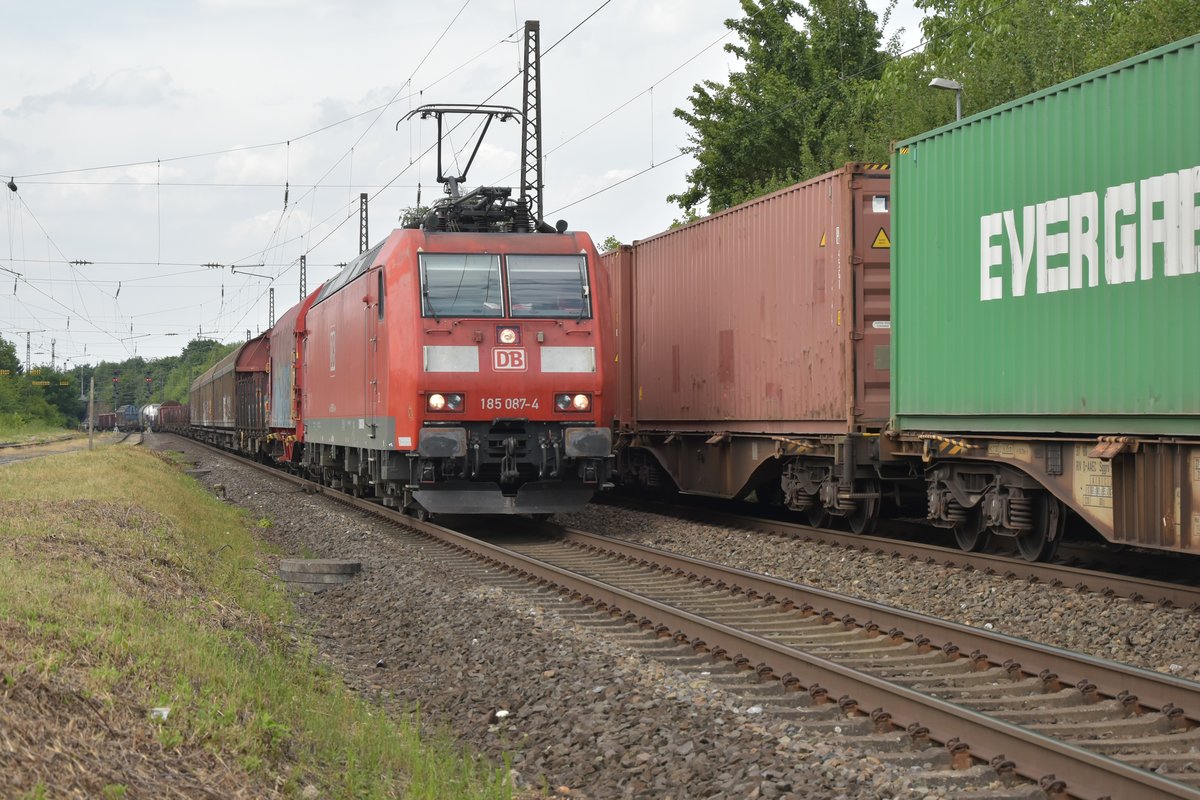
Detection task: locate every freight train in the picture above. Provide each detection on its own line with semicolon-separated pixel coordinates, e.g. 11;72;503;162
607;36;1200;561
166;105;615;518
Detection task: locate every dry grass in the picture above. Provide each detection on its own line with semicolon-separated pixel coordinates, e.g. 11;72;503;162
0;447;514;799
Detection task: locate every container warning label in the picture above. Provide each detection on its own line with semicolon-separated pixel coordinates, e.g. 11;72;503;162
1074;445;1113;509
819;232;826;247
871;228;891;249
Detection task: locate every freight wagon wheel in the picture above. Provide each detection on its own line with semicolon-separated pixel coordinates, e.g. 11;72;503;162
846;478;881;535
953;510;991;553
806;501;831;529
1015;494;1064;562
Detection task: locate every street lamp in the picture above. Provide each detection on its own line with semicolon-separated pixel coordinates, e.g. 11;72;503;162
928;77;963;121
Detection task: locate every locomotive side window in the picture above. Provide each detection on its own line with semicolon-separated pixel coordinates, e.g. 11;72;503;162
506;254;591;319
419;254;503;318
377;269;385;320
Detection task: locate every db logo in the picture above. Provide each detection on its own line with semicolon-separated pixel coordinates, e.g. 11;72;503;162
493;348;527;371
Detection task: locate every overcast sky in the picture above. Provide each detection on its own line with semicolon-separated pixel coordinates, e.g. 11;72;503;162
1;0;922;368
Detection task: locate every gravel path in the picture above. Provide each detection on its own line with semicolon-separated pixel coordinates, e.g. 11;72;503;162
150;435;993;800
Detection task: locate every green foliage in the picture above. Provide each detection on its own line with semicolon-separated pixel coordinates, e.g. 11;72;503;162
400;205;432;228
599;235;624;252
672;0;1200;215
0;334;237;432
671;0;886;215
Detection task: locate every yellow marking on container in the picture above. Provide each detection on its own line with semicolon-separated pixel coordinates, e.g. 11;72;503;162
819;232;826;247
871;228;891;249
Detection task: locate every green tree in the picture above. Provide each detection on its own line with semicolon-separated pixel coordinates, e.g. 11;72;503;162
670;0;887;215
867;0;1200;148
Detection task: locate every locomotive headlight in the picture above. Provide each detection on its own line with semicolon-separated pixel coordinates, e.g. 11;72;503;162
555;393;592;412
497;326;520;345
427;392;464;412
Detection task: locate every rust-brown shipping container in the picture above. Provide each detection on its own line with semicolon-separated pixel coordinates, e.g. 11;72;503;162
600;245;635;432
615;164;892;505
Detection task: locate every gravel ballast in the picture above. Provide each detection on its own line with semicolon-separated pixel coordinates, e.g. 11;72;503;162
148;435;1014;800
558;504;1200;683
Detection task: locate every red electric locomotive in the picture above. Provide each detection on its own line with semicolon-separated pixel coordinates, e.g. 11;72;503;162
297;225;613;516
182;104;614;517
287;105;614;516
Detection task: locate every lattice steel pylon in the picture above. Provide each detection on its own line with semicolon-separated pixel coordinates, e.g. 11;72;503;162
359;193;369;254
269;287;275;327
519;20;544;229
299;254;307;299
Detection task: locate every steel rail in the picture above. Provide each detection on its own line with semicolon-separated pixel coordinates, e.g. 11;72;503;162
601;496;1200;611
556;528;1200;722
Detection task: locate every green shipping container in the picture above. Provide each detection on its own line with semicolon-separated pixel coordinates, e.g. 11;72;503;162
892;35;1200;436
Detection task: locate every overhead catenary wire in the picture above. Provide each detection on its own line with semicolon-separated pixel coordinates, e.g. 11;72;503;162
218;0;483;345
6;0;926;361
7;8;664;362
224;1;614;344
547;0;1025;216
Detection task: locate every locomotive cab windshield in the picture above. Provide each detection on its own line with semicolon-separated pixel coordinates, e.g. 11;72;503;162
419;253;503;318
419;252;592;319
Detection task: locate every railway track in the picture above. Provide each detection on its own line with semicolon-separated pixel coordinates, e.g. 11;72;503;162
0;430;138;466
498;527;1200;799
173;436;1200;799
598;495;1200;613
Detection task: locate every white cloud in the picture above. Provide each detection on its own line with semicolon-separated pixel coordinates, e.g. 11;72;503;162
5;67;181;117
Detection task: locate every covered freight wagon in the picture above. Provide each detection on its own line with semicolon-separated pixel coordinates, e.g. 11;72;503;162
189;334;270;453
157;400;187;432
610;163;896;531
266;286;322;463
890;35;1200;555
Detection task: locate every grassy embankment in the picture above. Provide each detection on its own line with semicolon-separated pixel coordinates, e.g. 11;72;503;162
0;418;75;444
0;445;515;799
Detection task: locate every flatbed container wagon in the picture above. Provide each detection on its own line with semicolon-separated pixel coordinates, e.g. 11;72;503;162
610;163;896;532
889;35;1200;556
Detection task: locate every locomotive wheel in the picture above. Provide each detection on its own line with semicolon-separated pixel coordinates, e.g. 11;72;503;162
846;478;881;535
1015;495;1063;562
953;509;991;553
